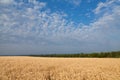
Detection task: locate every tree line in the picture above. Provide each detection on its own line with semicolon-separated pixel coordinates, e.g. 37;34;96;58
30;51;120;58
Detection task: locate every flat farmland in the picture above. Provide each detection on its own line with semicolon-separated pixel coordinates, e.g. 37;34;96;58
0;57;120;80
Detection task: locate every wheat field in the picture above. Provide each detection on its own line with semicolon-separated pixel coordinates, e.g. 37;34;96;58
0;57;120;80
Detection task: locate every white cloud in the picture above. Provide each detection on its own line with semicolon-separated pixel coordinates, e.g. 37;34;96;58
53;0;81;6
0;0;14;4
67;0;81;6
0;0;120;55
93;0;118;14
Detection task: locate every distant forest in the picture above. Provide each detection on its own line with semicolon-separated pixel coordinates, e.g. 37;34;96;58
30;51;120;58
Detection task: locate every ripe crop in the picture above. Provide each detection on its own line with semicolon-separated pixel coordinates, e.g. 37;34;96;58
0;57;120;80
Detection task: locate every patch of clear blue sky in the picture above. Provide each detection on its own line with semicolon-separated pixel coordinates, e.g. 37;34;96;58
36;0;106;25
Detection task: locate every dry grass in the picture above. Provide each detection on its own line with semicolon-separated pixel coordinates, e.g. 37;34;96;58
0;57;120;80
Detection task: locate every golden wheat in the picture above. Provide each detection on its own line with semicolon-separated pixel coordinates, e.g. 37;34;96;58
0;57;120;80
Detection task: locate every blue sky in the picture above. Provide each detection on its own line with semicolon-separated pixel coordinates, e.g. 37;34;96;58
0;0;120;55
